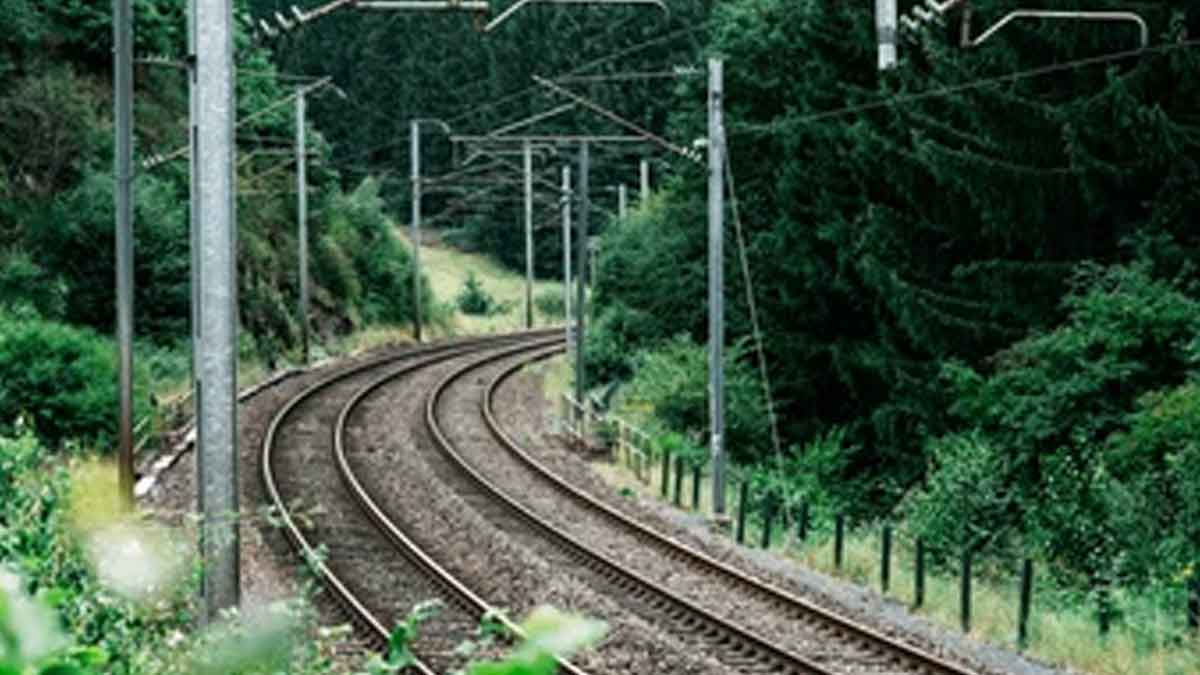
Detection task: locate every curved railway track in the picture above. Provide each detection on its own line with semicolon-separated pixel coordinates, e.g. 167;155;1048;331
260;331;584;675
435;345;983;675
262;331;986;675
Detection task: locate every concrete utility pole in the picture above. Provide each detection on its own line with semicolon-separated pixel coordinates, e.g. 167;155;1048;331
708;58;727;520
410;120;423;342
877;0;898;70
296;89;310;362
561;166;573;351
190;0;240;622
524;139;534;329
618;183;627;220
639;158;650;203
575;142;589;431
114;0;135;509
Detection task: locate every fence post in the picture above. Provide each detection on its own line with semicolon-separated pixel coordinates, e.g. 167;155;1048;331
761;495;775;549
692;463;702;510
797;501;808;542
881;524;892;595
1097;582;1113;637
961;550;972;634
661;451;670;498
736;480;748;545
1188;571;1200;632
1190;566;1200;629
914;537;925;609
834;514;845;570
673;456;684;507
1018;558;1034;649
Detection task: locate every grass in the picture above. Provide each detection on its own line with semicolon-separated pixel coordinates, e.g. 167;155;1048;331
585;423;1200;675
397;229;566;335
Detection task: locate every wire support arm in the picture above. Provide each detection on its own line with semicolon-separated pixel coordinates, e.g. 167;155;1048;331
532;75;697;161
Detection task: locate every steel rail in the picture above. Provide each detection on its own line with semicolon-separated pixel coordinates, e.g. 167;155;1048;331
485;349;984;675
259;330;558;670
332;336;591;675
426;345;836;675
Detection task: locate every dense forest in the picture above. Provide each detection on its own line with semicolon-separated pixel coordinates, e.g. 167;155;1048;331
261;0;1200;589
2;0;1199;673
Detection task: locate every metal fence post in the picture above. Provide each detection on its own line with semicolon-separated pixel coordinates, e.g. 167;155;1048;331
760;495;774;549
691;463;702;510
1187;571;1200;632
914;538;925;609
1018;558;1034;649
797;501;808;542
1097;582;1113;637
961;551;972;633
881;525;892;594
834;514;845;570
735;480;748;545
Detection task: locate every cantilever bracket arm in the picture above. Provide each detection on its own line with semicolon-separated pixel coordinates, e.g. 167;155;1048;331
483;0;666;32
965;10;1148;49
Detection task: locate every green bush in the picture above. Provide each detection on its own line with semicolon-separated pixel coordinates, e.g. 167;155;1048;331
0;314;150;450
912;263;1200;580
456;272;505;316
0;430;341;675
321;178;431;327
619;335;770;465
0;247;66;319
533;289;565;319
27;169;190;338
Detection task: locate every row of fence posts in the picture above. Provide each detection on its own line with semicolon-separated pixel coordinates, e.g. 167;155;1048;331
564;400;1200;645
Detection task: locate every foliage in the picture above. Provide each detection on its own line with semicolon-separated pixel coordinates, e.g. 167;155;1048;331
26;169;190;338
466;607;605;675
321;178;431;328
533;290;564;319
908;264;1200;581
618;336;769;465
1106;380;1200;585
456;272;507;316
0;66;104;202
590;0;1200;518
0;430;344;675
0;315;151;450
0;249;66;320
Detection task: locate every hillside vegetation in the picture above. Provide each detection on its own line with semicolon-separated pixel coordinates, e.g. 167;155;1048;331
1;0;1199;672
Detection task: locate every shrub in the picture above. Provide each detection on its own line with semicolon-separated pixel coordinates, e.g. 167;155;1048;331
619;335;770;464
0;247;66;319
0;314;150;450
320;178;431;327
533;289;565;319
456;272;504;316
916;263;1200;580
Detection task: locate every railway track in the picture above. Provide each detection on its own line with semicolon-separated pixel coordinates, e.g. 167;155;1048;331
428;344;984;675
263;331;985;675
260;331;585;675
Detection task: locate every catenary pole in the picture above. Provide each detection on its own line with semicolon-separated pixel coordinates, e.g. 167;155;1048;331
190;0;240;622
561;166;573;351
410;120;423;342
708;58;726;519
524;139;534;329
296;88;310;362
640;158;650;203
114;0;135;509
575;142;589;433
877;0;898;69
